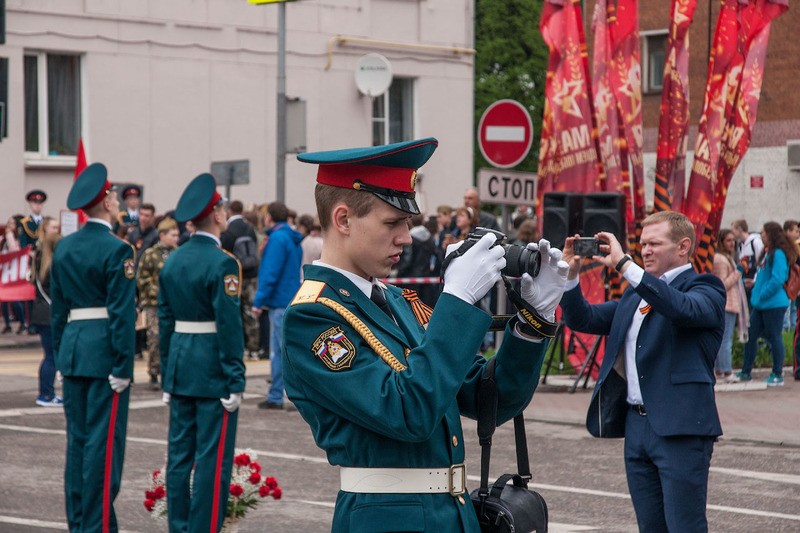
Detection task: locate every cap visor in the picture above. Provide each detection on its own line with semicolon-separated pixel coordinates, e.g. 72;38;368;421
373;193;419;215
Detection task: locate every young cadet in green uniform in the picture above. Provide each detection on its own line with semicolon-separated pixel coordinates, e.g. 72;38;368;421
283;138;569;532
50;163;137;533
114;185;141;235
158;173;246;533
19;189;47;248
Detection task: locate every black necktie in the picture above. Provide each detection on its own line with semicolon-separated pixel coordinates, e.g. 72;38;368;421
370;285;394;320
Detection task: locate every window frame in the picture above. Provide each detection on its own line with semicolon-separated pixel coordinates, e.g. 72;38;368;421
371;77;416;146
640;30;669;95
23;50;87;169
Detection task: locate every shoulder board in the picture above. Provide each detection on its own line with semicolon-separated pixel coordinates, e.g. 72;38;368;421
291;280;326;306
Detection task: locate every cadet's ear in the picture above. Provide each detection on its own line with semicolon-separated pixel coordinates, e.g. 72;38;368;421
331;204;351;235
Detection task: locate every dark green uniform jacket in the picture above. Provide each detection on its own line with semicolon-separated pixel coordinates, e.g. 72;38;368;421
158;234;245;397
284;264;548;533
51;221;137;378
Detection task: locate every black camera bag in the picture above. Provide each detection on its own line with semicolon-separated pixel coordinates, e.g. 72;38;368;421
470;358;548;533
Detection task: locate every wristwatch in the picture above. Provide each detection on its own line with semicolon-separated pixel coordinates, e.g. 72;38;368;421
615;254;632;273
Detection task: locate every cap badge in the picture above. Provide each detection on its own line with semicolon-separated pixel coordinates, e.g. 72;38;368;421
409;171;417;190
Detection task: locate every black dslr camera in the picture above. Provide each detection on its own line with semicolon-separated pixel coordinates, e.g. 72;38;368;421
461;227;541;278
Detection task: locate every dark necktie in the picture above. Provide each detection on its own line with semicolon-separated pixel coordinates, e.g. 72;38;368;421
370;285;394;320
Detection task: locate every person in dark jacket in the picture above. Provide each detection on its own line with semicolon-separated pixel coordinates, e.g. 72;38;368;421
31;216;62;406
252;201;303;410
221;200;261;359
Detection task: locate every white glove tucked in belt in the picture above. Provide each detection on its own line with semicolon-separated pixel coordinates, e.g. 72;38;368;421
162;392;171;405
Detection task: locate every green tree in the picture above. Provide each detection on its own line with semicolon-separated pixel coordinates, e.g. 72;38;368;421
474;0;548;183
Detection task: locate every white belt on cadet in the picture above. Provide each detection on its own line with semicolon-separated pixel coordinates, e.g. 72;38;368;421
340;464;466;495
174;321;217;334
67;307;109;322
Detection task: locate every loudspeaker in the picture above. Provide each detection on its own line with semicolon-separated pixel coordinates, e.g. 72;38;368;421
542;192;583;249
582;192;626;242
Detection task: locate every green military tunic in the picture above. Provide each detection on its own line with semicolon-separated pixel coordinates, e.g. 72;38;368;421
158;233;245;533
283;264;548;533
50;219;137;533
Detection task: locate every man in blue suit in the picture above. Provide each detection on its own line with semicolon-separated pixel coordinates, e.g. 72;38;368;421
560;211;725;532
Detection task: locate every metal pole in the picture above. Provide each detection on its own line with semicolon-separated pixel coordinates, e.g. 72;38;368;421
276;2;287;203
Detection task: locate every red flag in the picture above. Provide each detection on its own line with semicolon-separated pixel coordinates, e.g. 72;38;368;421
691;0;788;271
0;248;36;301
653;0;698;213
74;139;89;224
538;0;602;197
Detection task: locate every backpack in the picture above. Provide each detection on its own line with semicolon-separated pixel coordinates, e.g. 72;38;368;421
785;262;800;300
233;234;259;271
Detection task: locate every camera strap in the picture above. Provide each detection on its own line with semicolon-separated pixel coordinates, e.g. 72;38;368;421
502;276;558;338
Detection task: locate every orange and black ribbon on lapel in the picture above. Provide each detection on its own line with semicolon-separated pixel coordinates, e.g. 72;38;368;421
401;288;433;326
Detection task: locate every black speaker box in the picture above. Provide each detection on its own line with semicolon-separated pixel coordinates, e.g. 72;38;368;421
542;192;583;249
582;192;626;242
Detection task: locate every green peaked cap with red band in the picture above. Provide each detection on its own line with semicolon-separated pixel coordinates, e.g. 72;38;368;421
174;173;223;223
297;137;438;214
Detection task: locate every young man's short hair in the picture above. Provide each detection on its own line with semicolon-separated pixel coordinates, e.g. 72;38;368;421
267;201;290;223
731;219;748;232
315;184;377;232
228;200;244;215
140;203;156;214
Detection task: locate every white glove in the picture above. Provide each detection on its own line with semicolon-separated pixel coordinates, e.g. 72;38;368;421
220;393;242;413
442;233;506;305
518;239;570;322
162;392;171;405
108;374;131;393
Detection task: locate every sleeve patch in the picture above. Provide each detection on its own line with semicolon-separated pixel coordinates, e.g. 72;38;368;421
312;326;356;371
123;258;136;279
224;275;240;297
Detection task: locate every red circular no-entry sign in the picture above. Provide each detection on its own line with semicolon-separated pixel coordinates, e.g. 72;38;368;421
478;99;534;169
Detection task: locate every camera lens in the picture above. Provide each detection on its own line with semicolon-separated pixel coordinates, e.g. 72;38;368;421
502;244;541;278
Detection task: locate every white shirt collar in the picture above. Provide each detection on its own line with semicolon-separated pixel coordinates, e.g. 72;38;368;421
87;217;113;230
194;230;221;247
227;214;243;223
312;260;382;298
660;263;693;285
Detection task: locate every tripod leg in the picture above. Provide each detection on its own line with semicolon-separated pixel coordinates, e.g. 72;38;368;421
540;322;565;385
569;335;603;393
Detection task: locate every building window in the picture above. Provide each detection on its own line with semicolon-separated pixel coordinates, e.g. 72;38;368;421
372;78;414;146
641;32;668;94
24;52;82;158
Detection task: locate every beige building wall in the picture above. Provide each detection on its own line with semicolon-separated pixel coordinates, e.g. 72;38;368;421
0;0;475;219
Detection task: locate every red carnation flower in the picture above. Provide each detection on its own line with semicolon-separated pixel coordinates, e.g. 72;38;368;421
258;485;271;497
265;477;278;489
144;499;155;512
145;490;155;500
250;461;262;473
233;454;251;466
249;472;261;485
153;485;166;499
272;487;282;500
230;483;244;497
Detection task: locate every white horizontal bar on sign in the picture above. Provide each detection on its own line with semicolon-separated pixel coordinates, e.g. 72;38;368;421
485;126;526;142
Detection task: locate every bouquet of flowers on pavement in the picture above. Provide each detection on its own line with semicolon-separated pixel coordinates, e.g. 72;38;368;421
144;449;282;524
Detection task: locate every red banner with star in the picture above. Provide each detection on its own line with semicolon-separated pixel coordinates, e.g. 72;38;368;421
690;0;788;271
538;0;602;197
653;0;698;214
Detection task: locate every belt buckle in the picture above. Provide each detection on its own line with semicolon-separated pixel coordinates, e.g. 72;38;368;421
448;463;466;496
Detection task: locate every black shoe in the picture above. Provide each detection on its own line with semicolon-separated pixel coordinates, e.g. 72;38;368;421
1;326;11;334
258;401;283;410
16;324;27;335
148;376;161;391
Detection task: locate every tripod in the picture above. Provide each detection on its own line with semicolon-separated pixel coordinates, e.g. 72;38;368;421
541;322;604;392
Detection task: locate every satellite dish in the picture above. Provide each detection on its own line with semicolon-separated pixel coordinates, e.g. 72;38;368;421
354;53;393;97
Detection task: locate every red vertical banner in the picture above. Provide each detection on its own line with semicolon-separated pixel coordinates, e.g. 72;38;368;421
687;0;788;272
653;0;698;214
538;0;602;198
74;139;89;224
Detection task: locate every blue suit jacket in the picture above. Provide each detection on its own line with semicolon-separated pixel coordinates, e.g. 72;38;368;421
561;267;725;439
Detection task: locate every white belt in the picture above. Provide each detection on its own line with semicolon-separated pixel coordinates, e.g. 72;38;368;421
174;321;217;334
340;465;466;495
68;307;109;322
